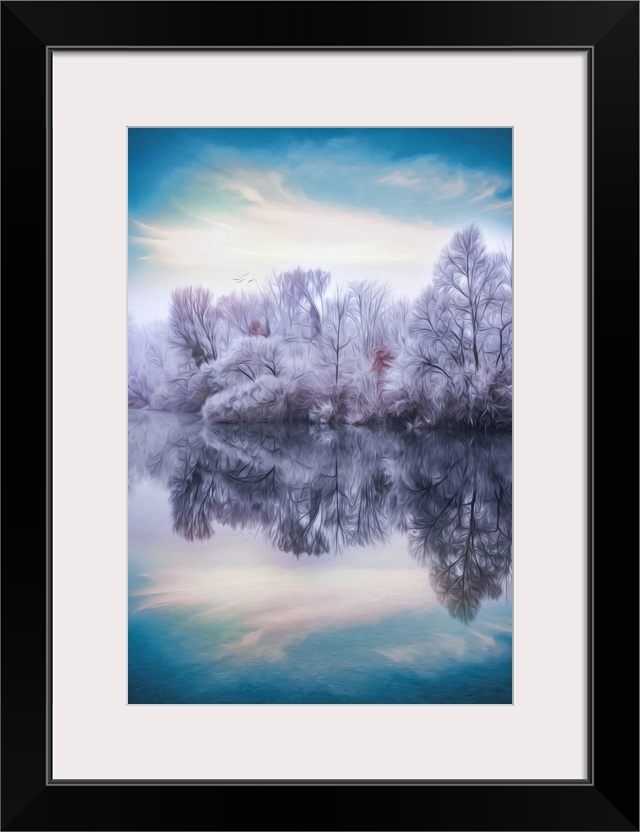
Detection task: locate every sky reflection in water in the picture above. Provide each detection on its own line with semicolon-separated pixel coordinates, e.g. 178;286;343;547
129;412;512;704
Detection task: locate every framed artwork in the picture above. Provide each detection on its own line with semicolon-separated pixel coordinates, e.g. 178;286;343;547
127;125;514;706
2;2;637;830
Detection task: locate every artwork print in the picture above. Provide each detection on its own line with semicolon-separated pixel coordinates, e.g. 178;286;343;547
128;128;512;704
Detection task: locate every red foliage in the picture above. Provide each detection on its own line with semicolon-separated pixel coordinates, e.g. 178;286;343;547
371;344;395;376
248;319;267;337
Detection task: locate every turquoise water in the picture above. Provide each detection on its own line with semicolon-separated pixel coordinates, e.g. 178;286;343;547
128;412;512;704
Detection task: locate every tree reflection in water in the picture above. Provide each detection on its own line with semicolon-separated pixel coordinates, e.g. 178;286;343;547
399;433;511;623
129;412;511;623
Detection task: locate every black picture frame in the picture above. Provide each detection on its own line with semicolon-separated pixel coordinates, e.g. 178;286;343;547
2;2;638;830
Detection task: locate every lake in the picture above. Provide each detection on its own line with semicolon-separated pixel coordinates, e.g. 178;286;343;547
128;411;512;704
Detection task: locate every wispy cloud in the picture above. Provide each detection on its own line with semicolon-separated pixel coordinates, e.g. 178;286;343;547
376;170;425;189
129;164;456;307
483;198;513;212
128;133;512;321
469;186;497;203
374;156;510;212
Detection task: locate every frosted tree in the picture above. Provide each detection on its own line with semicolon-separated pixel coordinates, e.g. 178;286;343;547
349;281;390;355
479;252;512;369
264;268;330;341
322;288;358;387
409;285;460;380
216;291;271;344
220;337;282;384
128;317;181;410
157;287;222;412
168;287;219;369
432;225;507;371
404;227;512;427
128;316;152;409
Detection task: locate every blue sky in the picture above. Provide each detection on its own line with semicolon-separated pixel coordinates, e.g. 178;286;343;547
129;128;512;322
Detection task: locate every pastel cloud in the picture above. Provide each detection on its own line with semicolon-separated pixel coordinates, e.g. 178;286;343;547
131;166;453;272
128;137;512;322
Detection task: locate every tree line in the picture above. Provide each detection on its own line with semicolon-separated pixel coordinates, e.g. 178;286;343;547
128;225;512;429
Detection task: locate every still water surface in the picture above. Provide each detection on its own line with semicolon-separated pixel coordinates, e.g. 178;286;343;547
128;411;512;704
